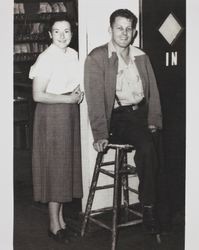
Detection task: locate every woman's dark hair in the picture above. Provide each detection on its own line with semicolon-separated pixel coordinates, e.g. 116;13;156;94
110;9;137;28
46;14;78;50
48;14;75;33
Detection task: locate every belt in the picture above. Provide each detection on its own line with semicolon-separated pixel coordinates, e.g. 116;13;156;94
113;98;146;113
130;104;139;110
113;104;138;113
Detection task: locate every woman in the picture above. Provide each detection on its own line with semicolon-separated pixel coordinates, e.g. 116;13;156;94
29;16;84;244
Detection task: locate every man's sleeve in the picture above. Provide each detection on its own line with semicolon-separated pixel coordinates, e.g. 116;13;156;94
84;54;109;142
145;55;163;129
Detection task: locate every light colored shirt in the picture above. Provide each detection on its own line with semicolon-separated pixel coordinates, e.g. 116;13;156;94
108;42;144;107
29;44;80;94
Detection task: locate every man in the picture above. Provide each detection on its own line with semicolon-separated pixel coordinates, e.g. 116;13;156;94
84;9;162;233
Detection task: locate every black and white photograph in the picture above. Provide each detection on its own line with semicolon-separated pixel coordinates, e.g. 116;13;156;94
1;0;198;249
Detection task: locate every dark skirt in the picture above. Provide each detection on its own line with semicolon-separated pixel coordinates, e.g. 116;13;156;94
32;103;83;203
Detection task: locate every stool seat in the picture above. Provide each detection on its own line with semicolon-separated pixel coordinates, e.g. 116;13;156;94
81;143;142;250
107;143;134;150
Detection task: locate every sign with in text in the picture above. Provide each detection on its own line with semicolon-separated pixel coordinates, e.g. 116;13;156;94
158;13;183;67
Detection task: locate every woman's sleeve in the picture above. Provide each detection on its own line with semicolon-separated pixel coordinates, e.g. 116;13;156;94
29;54;51;80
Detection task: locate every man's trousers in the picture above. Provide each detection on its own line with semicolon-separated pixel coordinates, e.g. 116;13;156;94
109;104;159;205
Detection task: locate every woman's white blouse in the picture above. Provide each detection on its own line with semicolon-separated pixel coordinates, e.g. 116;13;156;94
29;44;80;94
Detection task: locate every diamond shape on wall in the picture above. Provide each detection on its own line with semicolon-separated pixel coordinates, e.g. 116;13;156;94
159;13;183;45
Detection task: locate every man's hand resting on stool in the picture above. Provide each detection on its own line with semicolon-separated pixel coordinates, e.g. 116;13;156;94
93;139;109;152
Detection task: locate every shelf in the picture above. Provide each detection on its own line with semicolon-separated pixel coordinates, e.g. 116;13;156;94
14;82;32;88
14;53;40;62
14;12;69;22
14;0;74;3
14;33;49;43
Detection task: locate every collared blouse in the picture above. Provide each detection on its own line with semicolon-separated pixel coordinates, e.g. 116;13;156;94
29;44;80;94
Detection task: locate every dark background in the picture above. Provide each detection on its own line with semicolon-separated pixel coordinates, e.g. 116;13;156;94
141;0;186;215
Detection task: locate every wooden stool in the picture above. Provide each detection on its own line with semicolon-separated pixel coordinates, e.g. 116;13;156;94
81;144;143;250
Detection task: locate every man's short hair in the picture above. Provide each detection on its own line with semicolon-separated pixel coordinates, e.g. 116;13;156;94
110;9;137;28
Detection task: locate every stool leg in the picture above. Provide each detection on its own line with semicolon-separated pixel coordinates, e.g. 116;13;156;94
122;152;130;222
81;152;104;237
117;150;126;222
112;148;123;250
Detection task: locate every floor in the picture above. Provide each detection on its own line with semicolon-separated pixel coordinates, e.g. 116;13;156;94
14;149;185;250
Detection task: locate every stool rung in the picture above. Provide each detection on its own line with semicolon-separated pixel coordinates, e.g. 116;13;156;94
95;184;114;190
89;217;112;231
117;219;142;228
101;161;115;166
127;187;139;194
128;209;143;218
99;169;115;178
119;170;136;175
90;206;113;215
89;205;141;216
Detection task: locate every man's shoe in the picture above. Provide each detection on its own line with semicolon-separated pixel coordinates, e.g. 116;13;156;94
160;222;172;235
48;229;70;244
142;205;159;234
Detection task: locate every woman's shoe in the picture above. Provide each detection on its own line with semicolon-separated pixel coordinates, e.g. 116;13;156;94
62;225;78;237
48;229;70;244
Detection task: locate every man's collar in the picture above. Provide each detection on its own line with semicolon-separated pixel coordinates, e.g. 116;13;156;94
108;41;135;61
108;41;116;58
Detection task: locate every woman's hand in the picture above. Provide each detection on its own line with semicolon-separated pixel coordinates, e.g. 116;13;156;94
78;92;84;104
70;85;84;104
70;91;81;103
